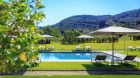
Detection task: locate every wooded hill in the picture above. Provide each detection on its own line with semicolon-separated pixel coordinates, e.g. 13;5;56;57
53;8;140;31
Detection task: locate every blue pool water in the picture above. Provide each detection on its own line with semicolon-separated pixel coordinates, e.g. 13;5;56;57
39;52;121;62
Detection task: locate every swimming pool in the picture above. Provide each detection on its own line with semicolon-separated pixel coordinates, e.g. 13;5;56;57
39;51;121;62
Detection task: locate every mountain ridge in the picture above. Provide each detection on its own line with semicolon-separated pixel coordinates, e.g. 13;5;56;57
53;8;140;31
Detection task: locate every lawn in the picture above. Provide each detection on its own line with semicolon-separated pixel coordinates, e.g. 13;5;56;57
39;39;140;51
32;62;90;70
32;62;140;70
2;75;140;78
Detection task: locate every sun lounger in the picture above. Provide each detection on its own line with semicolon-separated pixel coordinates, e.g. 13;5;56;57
85;46;91;51
121;55;136;62
127;46;136;51
39;46;54;52
32;57;41;63
91;55;107;62
39;46;47;50
136;46;140;50
48;46;54;51
120;55;139;66
75;46;81;51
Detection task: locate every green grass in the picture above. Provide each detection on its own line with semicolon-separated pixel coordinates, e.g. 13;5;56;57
2;75;140;78
32;62;140;70
39;39;140;51
32;62;90;70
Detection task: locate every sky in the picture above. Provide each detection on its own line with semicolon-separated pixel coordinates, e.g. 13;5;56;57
40;0;140;26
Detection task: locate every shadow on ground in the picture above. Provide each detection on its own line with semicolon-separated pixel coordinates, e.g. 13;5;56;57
82;63;140;75
0;70;27;75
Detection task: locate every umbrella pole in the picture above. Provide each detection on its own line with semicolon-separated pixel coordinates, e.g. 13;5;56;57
111;33;115;65
123;35;127;54
83;39;85;50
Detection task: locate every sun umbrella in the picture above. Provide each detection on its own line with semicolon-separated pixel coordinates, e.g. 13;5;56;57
41;35;54;44
76;35;94;49
90;26;140;34
41;35;54;38
90;26;140;65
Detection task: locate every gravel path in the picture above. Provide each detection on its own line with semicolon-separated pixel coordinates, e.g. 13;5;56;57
1;70;140;76
20;70;140;76
24;70;90;76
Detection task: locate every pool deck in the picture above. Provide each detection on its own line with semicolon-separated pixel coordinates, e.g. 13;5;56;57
22;70;140;75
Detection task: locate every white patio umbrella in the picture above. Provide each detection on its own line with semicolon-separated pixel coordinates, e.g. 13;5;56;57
76;35;94;49
41;35;54;44
41;35;54;38
90;26;140;65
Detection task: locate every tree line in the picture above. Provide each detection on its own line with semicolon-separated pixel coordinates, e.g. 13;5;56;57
39;26;140;45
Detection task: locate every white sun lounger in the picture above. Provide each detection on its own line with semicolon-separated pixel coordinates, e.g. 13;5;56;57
136;46;140;50
127;46;135;51
48;46;54;51
85;46;91;51
75;46;81;51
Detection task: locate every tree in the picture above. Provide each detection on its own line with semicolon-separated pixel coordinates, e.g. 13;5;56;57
61;30;80;44
41;26;62;37
0;0;45;73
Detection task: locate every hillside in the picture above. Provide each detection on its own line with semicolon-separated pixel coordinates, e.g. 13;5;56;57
53;8;140;31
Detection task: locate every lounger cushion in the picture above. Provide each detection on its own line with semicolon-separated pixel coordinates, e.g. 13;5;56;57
95;55;107;60
123;55;136;61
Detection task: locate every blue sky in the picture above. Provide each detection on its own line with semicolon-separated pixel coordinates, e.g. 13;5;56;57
40;0;140;26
